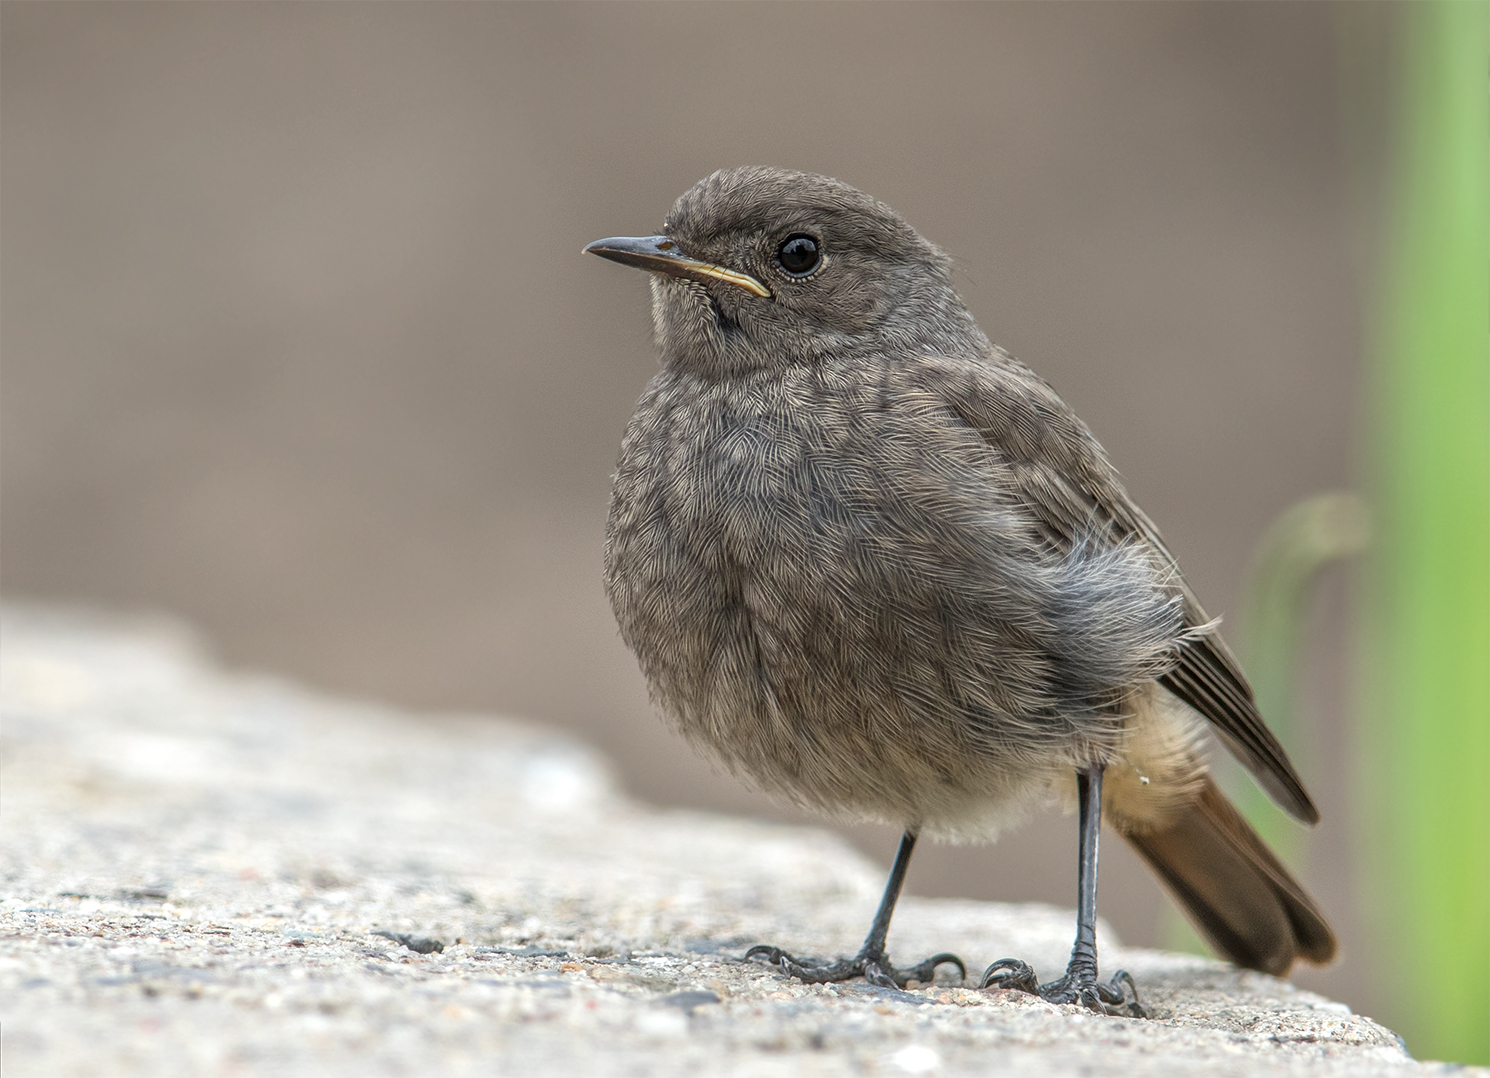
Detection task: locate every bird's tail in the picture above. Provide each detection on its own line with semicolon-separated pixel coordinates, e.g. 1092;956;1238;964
1121;775;1336;975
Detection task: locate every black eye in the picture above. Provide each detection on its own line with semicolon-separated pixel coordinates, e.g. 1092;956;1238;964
777;234;821;277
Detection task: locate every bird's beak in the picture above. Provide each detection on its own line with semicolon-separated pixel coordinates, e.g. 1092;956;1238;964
583;235;772;299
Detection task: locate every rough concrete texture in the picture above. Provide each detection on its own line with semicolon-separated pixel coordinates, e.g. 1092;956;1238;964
0;607;1460;1077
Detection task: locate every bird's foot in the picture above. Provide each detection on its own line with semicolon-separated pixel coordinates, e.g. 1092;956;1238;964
979;958;1144;1018
746;944;965;989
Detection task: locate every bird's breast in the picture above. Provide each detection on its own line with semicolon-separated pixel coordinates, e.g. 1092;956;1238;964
605;365;918;632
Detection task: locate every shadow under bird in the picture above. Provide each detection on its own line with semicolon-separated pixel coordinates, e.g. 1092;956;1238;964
586;167;1335;1015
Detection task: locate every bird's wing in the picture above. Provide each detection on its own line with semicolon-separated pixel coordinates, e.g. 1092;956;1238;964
923;353;1319;824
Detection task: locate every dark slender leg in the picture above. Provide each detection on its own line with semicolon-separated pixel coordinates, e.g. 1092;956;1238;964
980;766;1144;1017
860;828;918;965
746;830;966;988
1068;764;1103;985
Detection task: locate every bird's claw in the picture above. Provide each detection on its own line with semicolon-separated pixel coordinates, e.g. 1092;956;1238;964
980;957;1144;1018
746;944;966;989
979;957;1041;994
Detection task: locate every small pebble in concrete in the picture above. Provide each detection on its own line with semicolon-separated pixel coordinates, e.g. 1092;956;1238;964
371;930;446;954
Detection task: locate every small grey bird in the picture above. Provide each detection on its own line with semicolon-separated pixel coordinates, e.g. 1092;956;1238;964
586;167;1335;1014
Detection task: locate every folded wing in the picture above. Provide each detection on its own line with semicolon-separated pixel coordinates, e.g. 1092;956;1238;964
924;353;1319;824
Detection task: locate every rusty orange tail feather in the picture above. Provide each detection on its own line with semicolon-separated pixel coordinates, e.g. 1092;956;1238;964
1122;776;1336;975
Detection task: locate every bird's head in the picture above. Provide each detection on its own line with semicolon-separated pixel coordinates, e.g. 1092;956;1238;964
586;167;981;375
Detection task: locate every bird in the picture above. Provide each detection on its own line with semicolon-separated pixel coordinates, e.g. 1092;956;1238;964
585;166;1335;1015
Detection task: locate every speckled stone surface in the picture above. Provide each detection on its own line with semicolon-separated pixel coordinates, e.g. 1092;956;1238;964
0;607;1457;1077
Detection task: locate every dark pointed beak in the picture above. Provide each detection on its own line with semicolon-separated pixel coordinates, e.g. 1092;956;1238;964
583;235;772;298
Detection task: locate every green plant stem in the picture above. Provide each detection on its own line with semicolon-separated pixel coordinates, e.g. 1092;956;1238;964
1360;0;1490;1064
1235;492;1369;861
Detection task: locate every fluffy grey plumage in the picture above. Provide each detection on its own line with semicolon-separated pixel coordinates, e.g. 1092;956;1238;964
589;167;1333;986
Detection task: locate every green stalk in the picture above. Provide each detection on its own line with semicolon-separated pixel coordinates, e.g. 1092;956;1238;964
1361;0;1489;1063
1236;493;1369;862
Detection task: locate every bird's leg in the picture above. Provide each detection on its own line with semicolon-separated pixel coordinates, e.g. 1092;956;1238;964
746;830;966;988
980;765;1145;1017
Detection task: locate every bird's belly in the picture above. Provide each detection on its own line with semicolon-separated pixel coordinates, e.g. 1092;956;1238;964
663;581;1064;841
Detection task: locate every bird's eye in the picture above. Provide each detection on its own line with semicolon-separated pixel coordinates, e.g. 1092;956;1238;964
777;234;821;277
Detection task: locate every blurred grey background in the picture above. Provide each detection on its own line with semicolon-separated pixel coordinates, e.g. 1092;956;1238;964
3;2;1391;1015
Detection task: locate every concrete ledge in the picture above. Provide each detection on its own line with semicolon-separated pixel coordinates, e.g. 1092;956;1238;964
0;607;1444;1077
